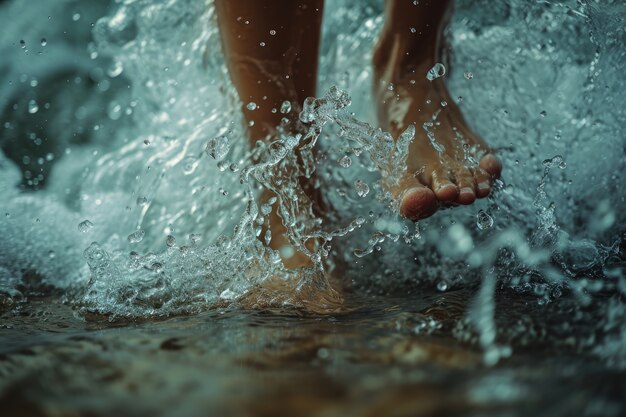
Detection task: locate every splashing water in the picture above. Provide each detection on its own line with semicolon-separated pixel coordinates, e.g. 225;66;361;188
0;0;625;372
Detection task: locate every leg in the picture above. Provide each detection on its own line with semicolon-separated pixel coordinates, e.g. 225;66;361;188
373;0;502;221
214;0;324;268
215;0;323;141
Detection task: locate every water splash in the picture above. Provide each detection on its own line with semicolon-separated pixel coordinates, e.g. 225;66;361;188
0;0;624;368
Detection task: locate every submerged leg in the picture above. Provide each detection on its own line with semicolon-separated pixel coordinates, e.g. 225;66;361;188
373;0;502;221
215;0;324;268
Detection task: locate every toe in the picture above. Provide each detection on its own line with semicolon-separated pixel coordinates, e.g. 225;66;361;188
400;186;438;221
479;154;502;178
474;168;492;198
430;168;458;202
454;167;476;205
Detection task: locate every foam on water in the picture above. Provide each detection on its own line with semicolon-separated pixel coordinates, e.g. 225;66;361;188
0;0;625;365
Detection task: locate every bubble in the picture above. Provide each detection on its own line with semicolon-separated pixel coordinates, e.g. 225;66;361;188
354;180;370;198
464;71;474;80
183;156;198;175
165;235;176;247
40;38;47;46
476;210;494;230
78;220;94;233
437;281;449;292
19;40;25;48
540;110;547;117
28;100;39;114
127;230;145;243
280;100;292;114
338;155;352;168
269;29;276;35
205;136;230;160
410;27;417;33
136;196;148;206
246;102;257;111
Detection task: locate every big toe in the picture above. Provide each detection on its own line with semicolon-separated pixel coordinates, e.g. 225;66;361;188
479;154;502;178
399;185;439;221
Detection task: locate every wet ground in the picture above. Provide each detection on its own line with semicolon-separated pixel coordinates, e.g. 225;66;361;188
2;289;624;417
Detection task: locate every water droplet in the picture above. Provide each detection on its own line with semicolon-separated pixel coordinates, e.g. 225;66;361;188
205;136;230;160
40;38;47;46
78;219;94;233
127;229;145;243
28;100;39;114
464;71;473;80
426;63;446;80
476;210;494;230
280;100;292;114
107;61;124;78
354;179;370;197
338;155;352;168
246;102;257;111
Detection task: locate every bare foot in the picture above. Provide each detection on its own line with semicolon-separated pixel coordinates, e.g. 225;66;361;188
373;33;502;221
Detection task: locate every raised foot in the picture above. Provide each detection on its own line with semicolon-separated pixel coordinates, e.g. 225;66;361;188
397;153;502;221
374;37;502;221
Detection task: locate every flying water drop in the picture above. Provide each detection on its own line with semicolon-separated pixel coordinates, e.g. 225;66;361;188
426;63;446;81
476;210;494;230
28;100;39;114
338;155;352;168
127;230;145;243
280;100;292;114
78;220;94;233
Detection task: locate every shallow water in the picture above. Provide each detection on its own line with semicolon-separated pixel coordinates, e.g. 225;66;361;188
1;0;625;415
2;291;625;417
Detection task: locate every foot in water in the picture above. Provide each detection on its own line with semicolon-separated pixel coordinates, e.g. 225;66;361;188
373;0;502;221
